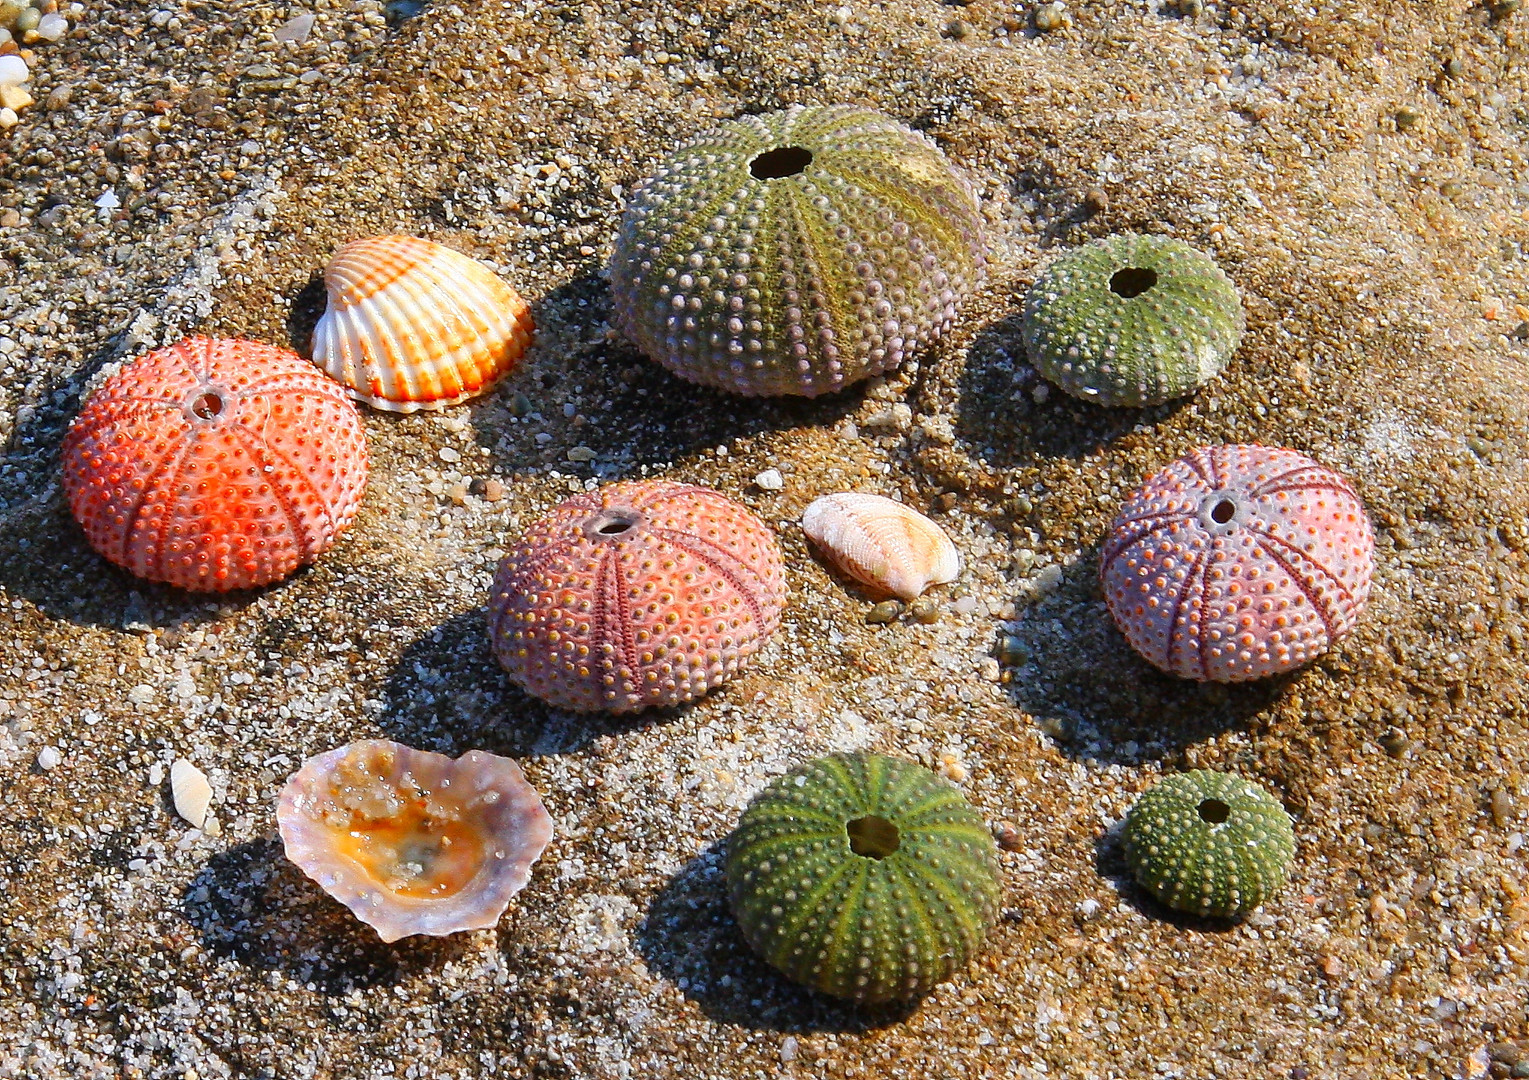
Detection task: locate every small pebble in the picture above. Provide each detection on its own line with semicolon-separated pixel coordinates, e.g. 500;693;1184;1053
0;106;16;129
508;392;533;417
438;446;461;463
1083;188;1108;215
866;600;903;624
0;54;26;88
779;1036;798;1064
36;746;61;771
33;10;65;39
1395;106;1421;131
1379;730;1412;758
447;482;469;506
996;633;1030;666
274;12;315;42
753;468;784;491
952;595;978;616
907;597;940;624
1490;787;1515;827
994;822;1023;851
482;479;505;502
1490;1043;1523;1067
1034;2;1067;31
935;753;967;782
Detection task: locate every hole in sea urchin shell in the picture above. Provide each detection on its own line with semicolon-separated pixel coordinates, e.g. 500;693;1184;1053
1109;266;1158;298
1197;798;1231;824
589;510;640;538
749;146;813;180
1210;498;1236;525
846;815;900;859
190;390;225;419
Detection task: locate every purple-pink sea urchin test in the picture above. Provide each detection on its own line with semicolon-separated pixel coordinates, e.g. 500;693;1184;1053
1101;445;1374;682
488;480;788;713
609;104;985;397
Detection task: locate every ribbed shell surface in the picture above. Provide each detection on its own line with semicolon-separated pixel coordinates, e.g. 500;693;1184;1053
61;336;368;592
487;480;787;713
801;492;961;601
610;104;985;397
1023;233;1244;408
1121;770;1296;918
1101;444;1374;682
311;235;534;412
725;752;1000;1003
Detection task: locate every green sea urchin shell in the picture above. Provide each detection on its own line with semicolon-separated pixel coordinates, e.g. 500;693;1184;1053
725;752;1000;1003
610;104;985;397
1121;770;1295;918
1022;233;1244;407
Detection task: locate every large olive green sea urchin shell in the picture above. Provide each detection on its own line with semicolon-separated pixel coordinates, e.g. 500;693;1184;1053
1022;233;1244;407
611;105;986;397
1121;770;1295;919
725;752;1000;1003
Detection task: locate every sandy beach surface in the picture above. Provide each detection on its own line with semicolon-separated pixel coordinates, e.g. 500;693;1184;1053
2;0;1528;1077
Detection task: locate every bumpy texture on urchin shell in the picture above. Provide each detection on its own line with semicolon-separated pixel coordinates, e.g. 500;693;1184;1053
1121;770;1295;918
1101;444;1374;682
311;235;534;412
801;492;961;601
487;480;787;713
61;337;368;591
276;740;553;943
1022;233;1244;407
726;752;1000;1003
610;104;985;397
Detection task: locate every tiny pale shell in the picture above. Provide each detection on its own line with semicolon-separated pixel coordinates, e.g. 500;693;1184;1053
311;235;535;412
170;758;213;830
802;493;961;602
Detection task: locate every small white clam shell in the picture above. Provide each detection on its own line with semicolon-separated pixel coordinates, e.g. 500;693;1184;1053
311;235;535;413
170;758;213;830
801;492;961;602
276;740;553;943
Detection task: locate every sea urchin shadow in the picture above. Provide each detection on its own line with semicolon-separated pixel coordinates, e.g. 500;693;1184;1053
634;840;916;1034
1092;822;1241;932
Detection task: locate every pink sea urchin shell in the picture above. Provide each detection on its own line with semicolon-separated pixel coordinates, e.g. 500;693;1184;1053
276;740;553;943
1101;444;1374;682
61;336;368;592
487;480;787;713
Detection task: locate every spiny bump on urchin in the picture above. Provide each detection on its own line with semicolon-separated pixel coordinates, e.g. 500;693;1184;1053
60;336;369;592
1121;769;1296;919
610;103;986;398
725;751;1000;1004
1022;233;1244;407
1100;444;1375;682
486;479;787;713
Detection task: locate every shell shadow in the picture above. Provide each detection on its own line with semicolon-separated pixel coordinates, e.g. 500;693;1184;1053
1092;819;1242;932
945;309;1195;469
284;269;327;357
999;545;1283;765
633;839;918;1034
378;607;694;758
180;837;474;995
464;271;871;479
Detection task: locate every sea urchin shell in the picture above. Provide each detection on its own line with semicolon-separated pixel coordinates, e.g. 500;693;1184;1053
610;104;985;397
1101;444;1374;682
801;492;960;602
487;480;787;713
61;336;368;592
1121;769;1295;918
726;752;1000;1004
276;739;553;943
311;235;535;412
1023;233;1244;407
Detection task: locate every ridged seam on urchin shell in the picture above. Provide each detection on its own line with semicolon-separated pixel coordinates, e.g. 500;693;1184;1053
60;336;369;592
1121;769;1295;919
1022;233;1244;408
486;480;787;713
1100;444;1374;682
610;104;987;397
725;751;1000;1003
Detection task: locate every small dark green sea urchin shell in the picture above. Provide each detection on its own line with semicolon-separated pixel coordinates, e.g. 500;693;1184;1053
1122;770;1295;918
725;752;1000;1003
1022;233;1244;407
610;105;985;397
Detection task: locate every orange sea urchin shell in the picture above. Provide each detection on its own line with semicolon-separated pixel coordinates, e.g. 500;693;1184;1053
61;336;368;592
487;480;788;713
276;740;553;943
310;235;535;412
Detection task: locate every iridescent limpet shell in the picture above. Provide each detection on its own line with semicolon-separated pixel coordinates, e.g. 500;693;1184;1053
276;740;553;942
310;235;535;412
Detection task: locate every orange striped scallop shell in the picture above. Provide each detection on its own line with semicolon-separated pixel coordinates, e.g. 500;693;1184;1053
311;235;535;412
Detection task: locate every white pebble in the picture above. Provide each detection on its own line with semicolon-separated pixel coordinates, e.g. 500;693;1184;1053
0;55;27;89
438;446;461;463
753;468;784;491
94;191;120;209
34;12;67;41
36;746;61;770
953;595;978;616
0;107;16;130
274;12;315;42
170;758;214;830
